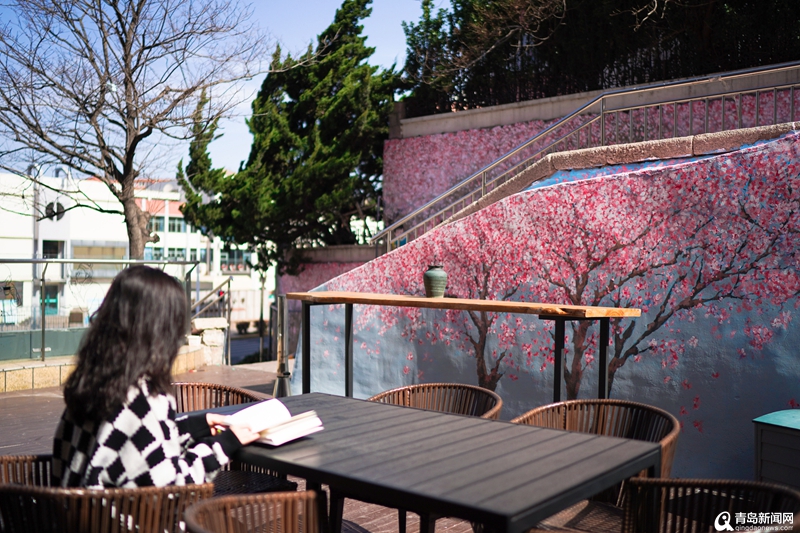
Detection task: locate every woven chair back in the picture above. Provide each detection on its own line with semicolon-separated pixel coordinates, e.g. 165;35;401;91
511;399;679;478
0;482;213;533
185;491;318;533
368;382;503;420
0;453;52;486
171;383;292;484
172;382;262;413
622;477;800;533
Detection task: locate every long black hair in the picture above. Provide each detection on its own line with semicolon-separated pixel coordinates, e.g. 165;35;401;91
63;265;189;424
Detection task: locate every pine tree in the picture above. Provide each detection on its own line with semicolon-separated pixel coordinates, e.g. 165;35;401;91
178;90;228;236
179;0;398;275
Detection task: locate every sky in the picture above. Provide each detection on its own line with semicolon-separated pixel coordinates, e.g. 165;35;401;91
205;0;442;173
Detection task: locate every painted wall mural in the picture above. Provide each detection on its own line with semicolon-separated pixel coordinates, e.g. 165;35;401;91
277;262;366;299
383;117;565;222
292;132;800;479
383;90;800;226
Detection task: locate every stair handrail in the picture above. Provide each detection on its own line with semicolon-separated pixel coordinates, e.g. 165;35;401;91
372;60;800;251
191;276;232;319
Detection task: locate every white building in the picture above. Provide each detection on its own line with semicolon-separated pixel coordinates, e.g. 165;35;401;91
0;169;273;331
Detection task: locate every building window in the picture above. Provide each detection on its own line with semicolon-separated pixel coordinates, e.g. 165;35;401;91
167;248;186;261
1;281;23;325
168;217;186;233
200;249;209;263
151;247;164;260
148;216;165;232
72;245;127;278
190;249;197;262
1;281;22;307
220;249;251;271
72;245;126;260
42;240;63;259
43;284;59;316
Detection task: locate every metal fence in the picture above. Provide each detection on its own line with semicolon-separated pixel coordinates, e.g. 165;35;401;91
0;259;203;362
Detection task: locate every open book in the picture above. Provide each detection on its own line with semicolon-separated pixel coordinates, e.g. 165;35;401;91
225;399;323;446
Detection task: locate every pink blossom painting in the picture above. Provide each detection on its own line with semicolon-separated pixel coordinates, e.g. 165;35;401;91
383;89;800;226
293;131;800;479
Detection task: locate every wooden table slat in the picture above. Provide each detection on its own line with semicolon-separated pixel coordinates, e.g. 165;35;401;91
444;438;651;503
395;431;604;493
269;415;477;466
480;440;658;510
330;423;526;476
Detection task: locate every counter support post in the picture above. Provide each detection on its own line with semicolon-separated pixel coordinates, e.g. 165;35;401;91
345;303;354;397
598;317;610;400
553;318;565;403
302;301;311;394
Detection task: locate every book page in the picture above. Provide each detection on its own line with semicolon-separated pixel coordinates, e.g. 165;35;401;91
259;411;324;446
225;399;291;433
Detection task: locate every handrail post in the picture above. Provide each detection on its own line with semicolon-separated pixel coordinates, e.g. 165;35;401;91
773;88;778;125
600;98;606;146
481;171;486;197
184;271;192;311
39;262;48;361
755;91;760;127
225;277;232;365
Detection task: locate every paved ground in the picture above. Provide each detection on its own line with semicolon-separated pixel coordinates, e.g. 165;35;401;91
0;363;472;533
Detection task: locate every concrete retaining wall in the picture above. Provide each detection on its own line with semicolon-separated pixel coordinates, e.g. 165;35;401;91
0;343;206;392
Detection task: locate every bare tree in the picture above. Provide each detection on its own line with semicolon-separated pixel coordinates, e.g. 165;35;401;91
0;0;270;258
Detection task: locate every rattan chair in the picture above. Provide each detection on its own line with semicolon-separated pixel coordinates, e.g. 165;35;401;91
172;382;298;496
185;491;318;533
367;382;503;420
0;480;212;533
622;478;800;533
0;453;214;532
172;382;264;413
330;383;503;533
511;399;680;533
0;453;52;486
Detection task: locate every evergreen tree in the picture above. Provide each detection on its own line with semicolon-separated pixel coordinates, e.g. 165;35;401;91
179;0;398;275
401;0;456;116
178;91;228;236
401;0;800;117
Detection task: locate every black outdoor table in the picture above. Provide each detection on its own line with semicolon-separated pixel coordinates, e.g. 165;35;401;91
227;393;661;533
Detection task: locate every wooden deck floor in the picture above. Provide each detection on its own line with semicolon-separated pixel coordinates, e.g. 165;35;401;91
0;364;472;533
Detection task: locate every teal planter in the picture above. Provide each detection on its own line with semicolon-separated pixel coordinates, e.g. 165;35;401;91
423;265;447;298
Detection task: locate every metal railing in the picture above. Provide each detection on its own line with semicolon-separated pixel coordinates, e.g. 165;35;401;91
191;276;233;364
373;61;800;253
0;258;200;361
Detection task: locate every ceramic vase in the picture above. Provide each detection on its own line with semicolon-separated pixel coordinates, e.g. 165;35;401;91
423;265;447;298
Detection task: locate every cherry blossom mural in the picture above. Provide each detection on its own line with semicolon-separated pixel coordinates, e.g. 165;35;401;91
277;262;365;298
383;116;570;222
293;131;800;478
383;89;800;225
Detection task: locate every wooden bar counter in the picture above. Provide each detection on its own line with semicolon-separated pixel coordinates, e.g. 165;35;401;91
287;291;641;401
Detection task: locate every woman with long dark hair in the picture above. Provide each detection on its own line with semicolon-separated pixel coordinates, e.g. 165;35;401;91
52;265;258;488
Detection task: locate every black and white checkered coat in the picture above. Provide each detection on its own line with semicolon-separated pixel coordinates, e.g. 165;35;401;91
52;379;241;488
